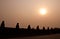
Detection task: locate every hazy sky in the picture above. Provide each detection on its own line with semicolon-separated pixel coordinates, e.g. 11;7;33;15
0;0;60;28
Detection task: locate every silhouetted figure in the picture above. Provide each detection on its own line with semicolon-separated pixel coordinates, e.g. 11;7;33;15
47;27;49;30
0;21;5;32
27;25;31;30
43;27;45;30
16;23;19;29
51;27;53;30
36;25;39;30
1;21;5;28
47;27;50;34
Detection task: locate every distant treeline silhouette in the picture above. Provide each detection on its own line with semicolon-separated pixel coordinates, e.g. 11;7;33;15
0;21;60;38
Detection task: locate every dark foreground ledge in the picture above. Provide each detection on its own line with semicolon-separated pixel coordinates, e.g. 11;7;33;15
0;27;60;38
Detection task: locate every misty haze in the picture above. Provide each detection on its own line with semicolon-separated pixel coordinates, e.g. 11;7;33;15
0;0;60;39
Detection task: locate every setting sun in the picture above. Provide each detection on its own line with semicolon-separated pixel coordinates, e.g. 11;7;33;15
39;8;47;15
